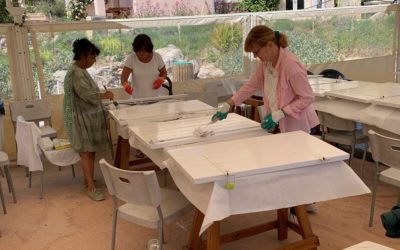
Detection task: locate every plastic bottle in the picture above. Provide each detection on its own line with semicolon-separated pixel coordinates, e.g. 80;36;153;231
147;239;160;250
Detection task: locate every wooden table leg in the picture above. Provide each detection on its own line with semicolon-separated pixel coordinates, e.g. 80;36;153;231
207;221;220;250
114;136;130;170
294;205;314;239
280;205;319;250
277;208;288;240
185;209;204;250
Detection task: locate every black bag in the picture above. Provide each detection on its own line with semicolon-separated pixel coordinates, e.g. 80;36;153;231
0;100;4;115
380;203;400;238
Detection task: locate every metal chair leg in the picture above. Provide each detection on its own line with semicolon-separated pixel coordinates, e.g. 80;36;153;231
29;171;32;188
0;179;6;214
40;171;44;199
349;144;355;167
111;199;118;250
71;165;76;178
369;161;380;227
361;141;368;178
4;166;17;203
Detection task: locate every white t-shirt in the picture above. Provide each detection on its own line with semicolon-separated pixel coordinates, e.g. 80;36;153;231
264;61;278;112
124;52;165;98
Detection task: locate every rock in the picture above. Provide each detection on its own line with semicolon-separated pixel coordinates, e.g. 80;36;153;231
156;44;185;74
197;63;225;79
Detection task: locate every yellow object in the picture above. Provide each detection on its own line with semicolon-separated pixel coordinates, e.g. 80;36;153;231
225;182;235;190
53;138;72;151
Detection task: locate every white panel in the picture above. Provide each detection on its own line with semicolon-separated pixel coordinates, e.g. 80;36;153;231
312;82;360;97
372;96;400;108
326;82;400;103
308;76;339;86
128;113;261;149
166;131;349;184
314;99;369;121
109;99;215;125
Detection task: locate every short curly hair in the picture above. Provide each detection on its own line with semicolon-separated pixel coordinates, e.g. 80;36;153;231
72;38;100;61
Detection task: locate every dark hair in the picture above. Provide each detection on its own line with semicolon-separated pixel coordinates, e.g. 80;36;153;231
132;34;154;53
72;38;100;61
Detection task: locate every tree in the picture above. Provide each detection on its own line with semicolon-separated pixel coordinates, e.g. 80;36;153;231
236;0;280;12
0;0;13;23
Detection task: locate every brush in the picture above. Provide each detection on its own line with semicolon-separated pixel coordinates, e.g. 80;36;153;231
192;118;219;137
103;85;118;108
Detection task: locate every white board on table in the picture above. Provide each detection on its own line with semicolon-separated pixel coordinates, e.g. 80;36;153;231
308;77;343;86
312;82;360;97
326;82;399;103
371;95;400;109
128;113;261;149
109;99;215;124
166;131;349;184
313;99;370;121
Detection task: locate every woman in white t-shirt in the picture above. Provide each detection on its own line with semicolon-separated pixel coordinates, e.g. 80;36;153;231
121;34;167;98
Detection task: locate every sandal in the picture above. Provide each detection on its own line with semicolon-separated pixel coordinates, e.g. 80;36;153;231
87;189;105;201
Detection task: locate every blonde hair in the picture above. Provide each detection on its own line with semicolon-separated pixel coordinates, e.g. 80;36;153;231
244;25;288;52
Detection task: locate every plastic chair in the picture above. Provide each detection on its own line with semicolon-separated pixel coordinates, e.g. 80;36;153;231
16;116;80;199
99;159;191;250
162;76;173;96
360;125;400;178
9;99;57;139
317;111;368;167
368;129;400;227
319;69;350;80
0;152;17;214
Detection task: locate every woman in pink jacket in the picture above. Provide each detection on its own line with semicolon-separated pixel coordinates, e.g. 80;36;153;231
213;25;319;133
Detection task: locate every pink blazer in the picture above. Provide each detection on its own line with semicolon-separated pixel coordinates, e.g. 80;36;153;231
231;48;319;133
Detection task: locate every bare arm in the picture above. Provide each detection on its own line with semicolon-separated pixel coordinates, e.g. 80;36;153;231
121;66;132;85
158;66;167;78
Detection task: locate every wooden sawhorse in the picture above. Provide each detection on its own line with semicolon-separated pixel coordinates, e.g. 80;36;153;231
185;205;319;250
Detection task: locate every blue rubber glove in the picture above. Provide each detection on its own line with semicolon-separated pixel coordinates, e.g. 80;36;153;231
261;110;285;131
211;102;231;121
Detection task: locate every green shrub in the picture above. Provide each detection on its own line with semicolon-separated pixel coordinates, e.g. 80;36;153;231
211;23;242;53
0;56;12;99
236;0;280;12
97;36;123;56
216;46;243;76
272;19;295;32
0;0;12;23
26;0;65;18
288;31;338;66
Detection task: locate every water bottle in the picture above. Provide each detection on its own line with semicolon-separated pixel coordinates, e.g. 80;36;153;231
147;239;160;250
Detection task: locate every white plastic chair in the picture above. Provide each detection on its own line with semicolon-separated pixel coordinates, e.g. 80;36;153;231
360;125;400;178
10;99;57;139
0;151;17;214
368;129;400;226
317;111;368;167
16;116;80;199
99;159;191;250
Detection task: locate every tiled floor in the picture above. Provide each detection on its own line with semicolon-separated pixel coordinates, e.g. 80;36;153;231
0;153;399;250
